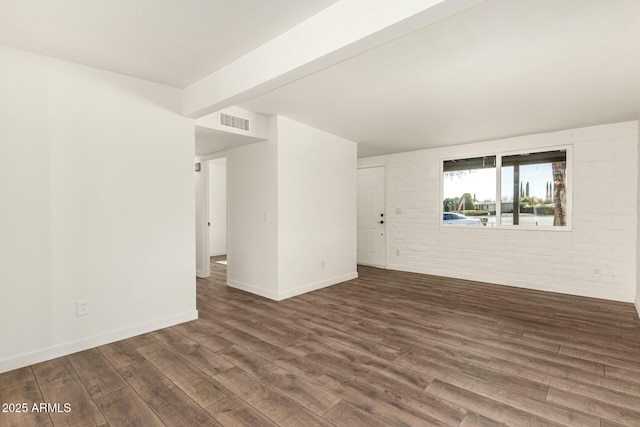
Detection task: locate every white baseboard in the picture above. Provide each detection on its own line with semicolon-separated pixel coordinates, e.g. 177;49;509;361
277;272;358;300
209;251;227;257
385;263;635;303
357;261;386;269
227;279;279;300
635;294;640;319
0;310;198;374
228;272;359;301
196;269;207;278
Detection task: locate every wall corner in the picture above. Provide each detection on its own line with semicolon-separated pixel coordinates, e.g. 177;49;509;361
636;119;640;319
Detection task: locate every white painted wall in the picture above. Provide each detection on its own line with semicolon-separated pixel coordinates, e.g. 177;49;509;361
226;132;279;299
359;121;638;303
0;46;53;373
209;159;227;256
226;116;357;300
0;46;196;373
277;116;358;299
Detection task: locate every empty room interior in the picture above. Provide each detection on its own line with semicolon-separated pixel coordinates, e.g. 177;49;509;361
2;0;640;426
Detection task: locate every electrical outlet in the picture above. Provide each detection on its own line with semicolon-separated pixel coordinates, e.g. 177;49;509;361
592;268;601;278
396;249;400;256
321;261;325;269
76;300;89;316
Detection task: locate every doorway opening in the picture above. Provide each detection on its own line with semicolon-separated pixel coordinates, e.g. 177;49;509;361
196;155;227;278
208;158;227;262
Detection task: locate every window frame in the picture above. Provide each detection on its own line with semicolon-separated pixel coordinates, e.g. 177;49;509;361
440;145;572;231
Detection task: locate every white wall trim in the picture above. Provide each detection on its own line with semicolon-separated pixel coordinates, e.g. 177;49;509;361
277;272;358;301
386;264;636;303
227;280;279;300
227;273;358;301
0;310;198;374
635;293;640;319
357;163;387;170
357;261;386;269
209;251;227;257
196;269;207;278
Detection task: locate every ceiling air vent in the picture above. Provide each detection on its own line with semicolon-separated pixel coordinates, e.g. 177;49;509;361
220;112;250;131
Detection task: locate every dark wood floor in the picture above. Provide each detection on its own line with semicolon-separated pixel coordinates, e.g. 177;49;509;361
2;258;640;426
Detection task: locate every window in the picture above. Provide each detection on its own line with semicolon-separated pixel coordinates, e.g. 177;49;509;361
443;156;496;226
442;148;569;229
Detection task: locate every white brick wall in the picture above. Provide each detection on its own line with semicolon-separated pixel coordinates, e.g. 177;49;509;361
358;121;638;302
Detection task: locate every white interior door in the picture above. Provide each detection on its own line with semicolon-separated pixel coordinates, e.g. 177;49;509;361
357;166;386;267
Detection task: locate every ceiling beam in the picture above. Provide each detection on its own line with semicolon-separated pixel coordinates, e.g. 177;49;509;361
182;0;486;118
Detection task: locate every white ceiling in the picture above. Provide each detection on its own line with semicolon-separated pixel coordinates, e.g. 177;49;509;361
2;0;638;157
195;127;261;156
0;0;335;88
241;0;640;157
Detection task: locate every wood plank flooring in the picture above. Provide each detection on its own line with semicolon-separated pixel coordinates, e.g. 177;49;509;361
2;257;640;426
